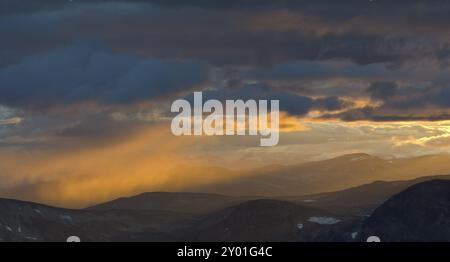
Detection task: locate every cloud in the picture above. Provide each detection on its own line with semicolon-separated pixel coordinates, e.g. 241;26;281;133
313;96;350;111
4;1;450;68
182;83;351;116
366;81;399;100
2;2;450;123
0;42;208;110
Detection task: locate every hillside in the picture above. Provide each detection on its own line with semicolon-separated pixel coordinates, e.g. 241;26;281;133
359;179;450;242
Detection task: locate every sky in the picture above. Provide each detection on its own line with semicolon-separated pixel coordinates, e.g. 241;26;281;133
2;0;450;206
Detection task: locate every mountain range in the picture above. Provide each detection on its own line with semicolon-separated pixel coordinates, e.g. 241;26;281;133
187;153;450;196
2;153;450;242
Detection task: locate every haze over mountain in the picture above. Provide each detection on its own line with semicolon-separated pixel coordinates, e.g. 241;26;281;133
5;153;450;208
188;153;450;197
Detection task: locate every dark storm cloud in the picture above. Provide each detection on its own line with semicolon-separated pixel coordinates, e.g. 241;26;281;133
388;85;450;110
245;60;407;81
0;0;410;15
65;10;446;67
314;96;349;111
102;0;450;21
363;82;450;111
184;84;311;116
0;0;69;15
0;6;379;67
3;0;450;121
0;42;208;110
183;83;350;116
366;82;399;100
321;82;450;121
4;0;450;68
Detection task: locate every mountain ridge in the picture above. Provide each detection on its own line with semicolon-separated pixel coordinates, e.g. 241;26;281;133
359;179;450;241
2;174;450;241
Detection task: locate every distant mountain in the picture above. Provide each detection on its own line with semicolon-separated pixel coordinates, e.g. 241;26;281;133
286;174;450;215
189;153;450;196
174;199;358;242
359;179;450;241
88;192;257;215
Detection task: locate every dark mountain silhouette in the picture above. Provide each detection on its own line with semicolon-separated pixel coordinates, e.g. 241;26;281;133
173;199;357;242
0;198;194;242
0;197;360;242
359;179;450;241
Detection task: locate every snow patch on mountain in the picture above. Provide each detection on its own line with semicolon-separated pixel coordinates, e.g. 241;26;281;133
308;216;341;225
